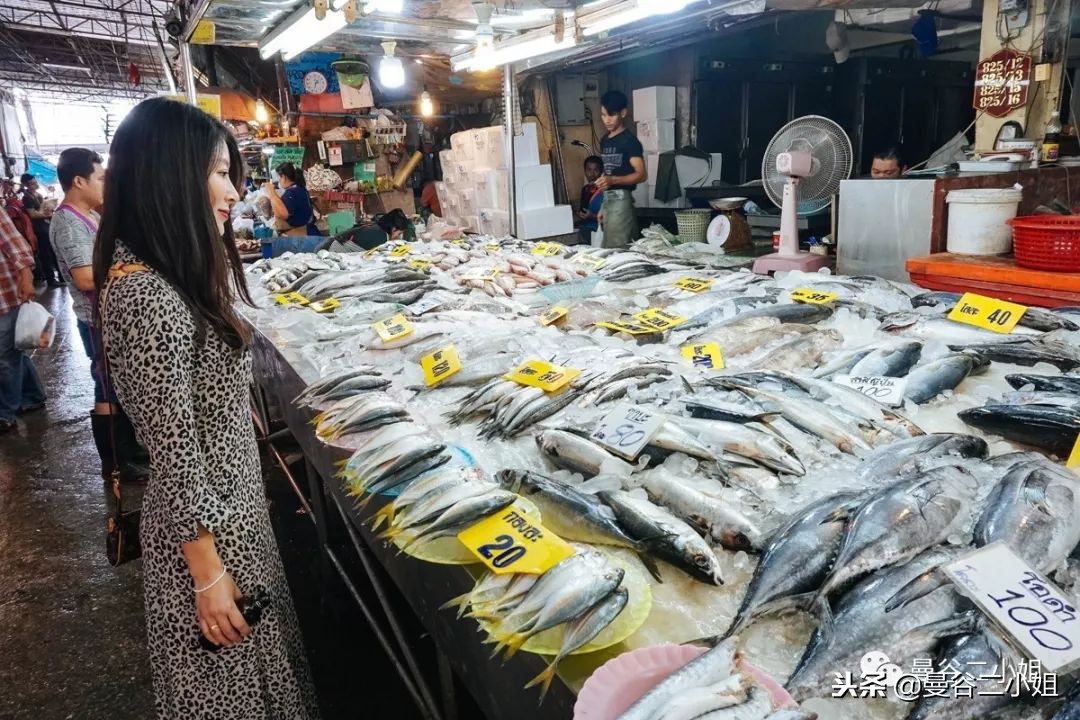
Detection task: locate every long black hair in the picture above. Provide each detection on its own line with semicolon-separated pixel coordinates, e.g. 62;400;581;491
94;97;253;347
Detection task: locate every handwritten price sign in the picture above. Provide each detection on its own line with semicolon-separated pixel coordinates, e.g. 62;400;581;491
946;543;1080;672
833;374;907;407
589;404;665;461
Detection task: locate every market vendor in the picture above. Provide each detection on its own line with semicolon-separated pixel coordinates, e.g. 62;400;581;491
263;162;320;236
870;147;907;179
596;91;647;248
319;210;414;252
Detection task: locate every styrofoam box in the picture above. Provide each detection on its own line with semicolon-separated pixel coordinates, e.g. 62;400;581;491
675;154;723;188
471;123;540;170
638;120;675;153
516;205;573;240
647;185;689;209
460;215;480;232
645;153;661;184
633;86;676;122
439;150;456;169
476;164;555;212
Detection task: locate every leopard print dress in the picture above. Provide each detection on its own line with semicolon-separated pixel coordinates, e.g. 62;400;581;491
100;245;319;720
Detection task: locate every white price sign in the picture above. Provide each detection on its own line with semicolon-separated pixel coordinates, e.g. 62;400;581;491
945;543;1080;673
589;404;665;461
407;296;444;316
834;374;908;407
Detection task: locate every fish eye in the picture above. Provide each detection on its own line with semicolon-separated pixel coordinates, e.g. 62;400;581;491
694;555;710;568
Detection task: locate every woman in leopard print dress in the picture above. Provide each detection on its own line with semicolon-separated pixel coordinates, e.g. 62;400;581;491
93;97;319;719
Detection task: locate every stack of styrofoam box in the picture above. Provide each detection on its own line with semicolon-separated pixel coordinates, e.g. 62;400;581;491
460;122;573;240
632;86;684;209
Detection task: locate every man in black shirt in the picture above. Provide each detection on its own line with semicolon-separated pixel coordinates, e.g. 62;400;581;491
595;91;647;247
20;173;62;287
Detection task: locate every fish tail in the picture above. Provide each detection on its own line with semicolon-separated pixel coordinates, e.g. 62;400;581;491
635;549;664;584
369;504;395;532
439;590;473;613
884;565;945;613
808;592;834;637
523;662;558;701
354;492;377;512
376;525;401;542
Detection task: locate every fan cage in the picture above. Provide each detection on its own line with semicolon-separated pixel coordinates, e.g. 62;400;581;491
762;115;853;215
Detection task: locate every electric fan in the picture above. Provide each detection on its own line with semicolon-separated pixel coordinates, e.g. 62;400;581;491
752;115;853;274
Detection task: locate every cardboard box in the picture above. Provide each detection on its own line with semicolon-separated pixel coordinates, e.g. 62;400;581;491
368;189;415;216
633;86;676;121
638;120;675;153
516;205;573;240
476;164;555;212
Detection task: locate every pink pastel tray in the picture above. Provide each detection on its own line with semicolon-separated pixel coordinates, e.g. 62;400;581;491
574;643;796;720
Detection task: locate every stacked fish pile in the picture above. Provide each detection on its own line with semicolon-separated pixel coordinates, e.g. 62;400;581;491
247;238;1080;720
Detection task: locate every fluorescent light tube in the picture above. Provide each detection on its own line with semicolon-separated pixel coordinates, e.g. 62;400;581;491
259;5;349;60
453;31;576;72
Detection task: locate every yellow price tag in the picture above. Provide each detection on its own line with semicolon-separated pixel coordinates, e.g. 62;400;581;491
485;243;501;253
596;320;656;335
364;246;382;258
390;244;412;258
532;242;562;257
274;294;291;305
539;306;569;326
633;308;686;332
285;292;310;306
420;345;462;387
451;238;468;246
309;298;340;313
407;259;431;271
373;313;413;342
191;19;216;44
790;288;838;305
1068;433;1080;471
681;342;725;370
675;277;714;293
457;502;575;575
946;292;1028;334
504;359;581;393
573;252;606;269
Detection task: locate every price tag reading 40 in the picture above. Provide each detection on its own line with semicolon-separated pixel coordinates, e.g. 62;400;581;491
681;342;724;370
373;314;413;343
420;345;462;387
947;292;1028;334
944;543;1080;673
675;277;714;293
633;308;686;332
458;503;575;575
790;288;838;305
505;359;581;393
589;404;666;461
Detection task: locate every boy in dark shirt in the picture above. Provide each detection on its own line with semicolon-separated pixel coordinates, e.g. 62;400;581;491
595;91;647;247
577;155;604;241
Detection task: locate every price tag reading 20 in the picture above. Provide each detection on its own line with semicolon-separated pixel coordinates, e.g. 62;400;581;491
458;504;575;575
947;292;1028;334
589;404;666;461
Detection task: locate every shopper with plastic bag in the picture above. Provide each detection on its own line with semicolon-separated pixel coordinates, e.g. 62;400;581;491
0;209;47;434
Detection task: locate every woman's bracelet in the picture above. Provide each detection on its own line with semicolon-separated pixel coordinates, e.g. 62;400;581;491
194;567;227;594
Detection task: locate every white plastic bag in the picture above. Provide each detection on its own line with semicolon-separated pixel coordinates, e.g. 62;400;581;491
15;301;55;350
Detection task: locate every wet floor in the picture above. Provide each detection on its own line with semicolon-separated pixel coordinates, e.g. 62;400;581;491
0;288;427;719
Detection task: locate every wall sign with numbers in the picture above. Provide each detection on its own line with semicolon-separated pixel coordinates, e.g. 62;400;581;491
974;49;1032;118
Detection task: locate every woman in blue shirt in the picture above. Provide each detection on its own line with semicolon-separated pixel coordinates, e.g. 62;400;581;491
263;162;319;236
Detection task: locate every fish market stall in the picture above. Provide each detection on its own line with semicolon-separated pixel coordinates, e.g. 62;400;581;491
241;232;1080;720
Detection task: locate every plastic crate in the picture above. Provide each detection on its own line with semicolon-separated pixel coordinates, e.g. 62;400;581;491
1007;215;1080;272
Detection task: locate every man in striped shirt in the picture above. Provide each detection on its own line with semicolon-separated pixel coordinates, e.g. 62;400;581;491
0;208;46;433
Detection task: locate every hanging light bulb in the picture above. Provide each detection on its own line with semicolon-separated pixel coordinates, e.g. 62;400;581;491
379;40;405;88
419;89;434;117
254;98;269;123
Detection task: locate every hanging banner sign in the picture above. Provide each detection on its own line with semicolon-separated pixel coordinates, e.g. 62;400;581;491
974;49;1032;118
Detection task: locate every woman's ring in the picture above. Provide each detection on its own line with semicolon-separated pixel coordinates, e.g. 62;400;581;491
210;624;220;631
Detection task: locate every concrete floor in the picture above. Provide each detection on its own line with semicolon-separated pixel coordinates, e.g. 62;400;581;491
0;288;428;720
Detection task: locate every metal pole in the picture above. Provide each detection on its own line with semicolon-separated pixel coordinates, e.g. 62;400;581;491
502;63;518;237
179;41;197;103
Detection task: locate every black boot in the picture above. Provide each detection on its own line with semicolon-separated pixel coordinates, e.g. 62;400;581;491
112;411;151;484
89;411;117;481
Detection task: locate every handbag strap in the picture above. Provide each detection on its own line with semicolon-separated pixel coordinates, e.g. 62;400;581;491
100;261;151;507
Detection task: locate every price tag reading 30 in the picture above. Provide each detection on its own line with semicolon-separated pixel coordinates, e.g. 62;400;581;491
945;543;1080;673
458;503;575;575
947;292;1028;334
505;359;581;393
633;308;686;332
373;313;413;343
589;404;666;461
420;345;462;387
681;342;725;371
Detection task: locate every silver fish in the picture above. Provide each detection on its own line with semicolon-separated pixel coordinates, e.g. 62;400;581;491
536;429;633;478
756;329;842;373
600;490;725;585
787;547;967;702
817;465;978;600
904;354;978;404
399;489;517;551
906;630;1025;720
855;433;988;483
639;473;764;551
616;638;740;720
675;415;804;476
849;341;922;377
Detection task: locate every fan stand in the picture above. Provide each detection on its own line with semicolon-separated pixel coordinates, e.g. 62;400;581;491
752;175;831;275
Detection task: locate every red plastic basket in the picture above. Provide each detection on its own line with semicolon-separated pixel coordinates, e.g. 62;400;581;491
1007;215;1080;272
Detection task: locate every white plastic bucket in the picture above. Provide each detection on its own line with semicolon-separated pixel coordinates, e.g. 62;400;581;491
945;187;1023;255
